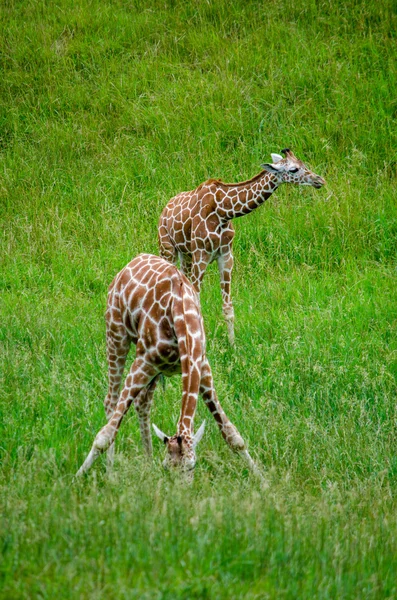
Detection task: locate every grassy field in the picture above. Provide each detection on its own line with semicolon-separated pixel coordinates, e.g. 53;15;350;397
1;0;397;597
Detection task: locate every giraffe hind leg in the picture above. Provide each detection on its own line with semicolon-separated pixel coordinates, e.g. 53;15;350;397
179;253;192;280
134;375;160;457
104;323;131;472
76;354;157;477
158;226;177;265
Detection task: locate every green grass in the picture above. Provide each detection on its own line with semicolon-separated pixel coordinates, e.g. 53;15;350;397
1;0;397;597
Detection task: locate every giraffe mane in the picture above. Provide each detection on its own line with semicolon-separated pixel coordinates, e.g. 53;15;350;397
200;171;268;189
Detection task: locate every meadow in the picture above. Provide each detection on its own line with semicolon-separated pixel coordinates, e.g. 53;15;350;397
1;0;397;597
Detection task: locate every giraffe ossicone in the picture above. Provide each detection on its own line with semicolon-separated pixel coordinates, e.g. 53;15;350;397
158;148;325;344
270;153;284;163
152;420;206;448
76;255;257;477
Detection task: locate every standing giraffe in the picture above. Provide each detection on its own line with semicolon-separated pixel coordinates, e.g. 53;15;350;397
158;148;325;344
76;254;257;476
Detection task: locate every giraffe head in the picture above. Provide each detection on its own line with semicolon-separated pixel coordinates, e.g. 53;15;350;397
152;421;206;471
261;148;325;188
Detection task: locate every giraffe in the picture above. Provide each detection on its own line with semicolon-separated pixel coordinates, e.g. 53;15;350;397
158;148;325;344
76;254;257;477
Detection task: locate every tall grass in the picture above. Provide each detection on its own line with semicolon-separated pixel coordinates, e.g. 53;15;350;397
1;0;397;597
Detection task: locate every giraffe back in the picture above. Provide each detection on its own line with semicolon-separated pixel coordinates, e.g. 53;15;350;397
106;254;204;377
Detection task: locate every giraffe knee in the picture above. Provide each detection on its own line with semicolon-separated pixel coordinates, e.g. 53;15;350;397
93;428;113;452
223;305;234;322
222;424;245;451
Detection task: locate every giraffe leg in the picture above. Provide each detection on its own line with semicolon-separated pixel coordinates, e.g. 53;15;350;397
199;359;259;474
158;225;177;265
179;253;192;281
134;375;159;457
191;249;211;299
217;251;235;345
104;326;131;471
76;356;157;477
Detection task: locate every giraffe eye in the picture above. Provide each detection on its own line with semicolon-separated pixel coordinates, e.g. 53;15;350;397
289;167;299;173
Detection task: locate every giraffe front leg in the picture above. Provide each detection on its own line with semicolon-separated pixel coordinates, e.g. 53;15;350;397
199;359;260;475
76;357;157;477
104;328;131;472
217;251;235;345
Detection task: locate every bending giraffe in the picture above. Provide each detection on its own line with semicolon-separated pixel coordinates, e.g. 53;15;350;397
158;148;325;344
76;254;257;476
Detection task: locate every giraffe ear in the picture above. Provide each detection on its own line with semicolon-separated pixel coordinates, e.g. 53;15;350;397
261;162;283;173
192;420;206;449
271;153;283;163
152;423;169;443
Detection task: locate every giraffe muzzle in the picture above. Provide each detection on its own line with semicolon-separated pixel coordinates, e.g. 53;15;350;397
312;176;326;189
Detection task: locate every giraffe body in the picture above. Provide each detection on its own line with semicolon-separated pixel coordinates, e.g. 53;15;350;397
76;254;256;476
158;149;325;344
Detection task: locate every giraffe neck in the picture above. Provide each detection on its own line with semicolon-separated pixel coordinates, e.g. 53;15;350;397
215;171;279;221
